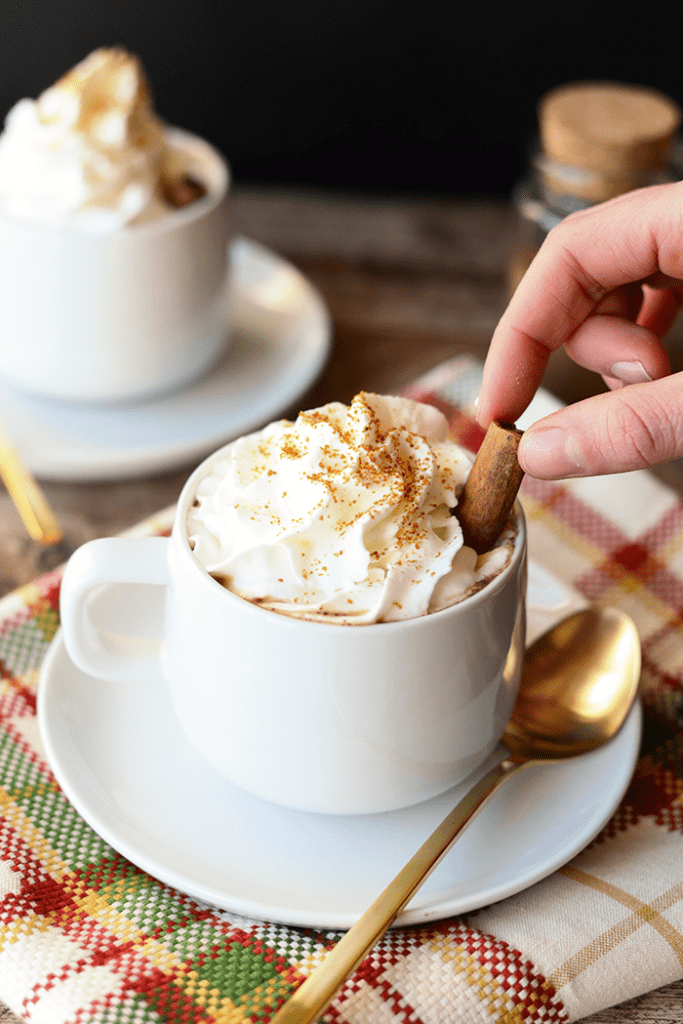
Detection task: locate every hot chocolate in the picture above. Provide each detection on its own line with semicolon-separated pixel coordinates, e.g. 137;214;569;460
60;399;526;812
187;392;516;624
0;46;231;404
0;47;209;232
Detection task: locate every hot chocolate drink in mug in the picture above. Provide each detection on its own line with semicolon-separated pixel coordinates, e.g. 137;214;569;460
0;47;231;404
59;394;527;814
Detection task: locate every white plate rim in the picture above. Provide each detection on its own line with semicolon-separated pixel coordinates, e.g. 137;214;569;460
0;236;332;482
36;572;642;930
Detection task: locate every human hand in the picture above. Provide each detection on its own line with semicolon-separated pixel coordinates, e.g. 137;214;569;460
477;181;683;477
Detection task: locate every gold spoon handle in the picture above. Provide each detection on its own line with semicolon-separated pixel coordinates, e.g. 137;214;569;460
0;421;63;545
271;757;523;1024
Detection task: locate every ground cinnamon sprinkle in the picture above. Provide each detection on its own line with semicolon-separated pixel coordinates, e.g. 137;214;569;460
188;392;517;623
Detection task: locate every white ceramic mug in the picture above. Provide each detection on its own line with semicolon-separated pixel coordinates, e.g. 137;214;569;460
59;443;527;815
0;128;231;404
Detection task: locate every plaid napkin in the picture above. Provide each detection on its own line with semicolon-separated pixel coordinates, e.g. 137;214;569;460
0;355;682;1023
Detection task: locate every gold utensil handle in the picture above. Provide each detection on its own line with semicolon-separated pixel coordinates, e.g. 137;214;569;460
271;757;522;1024
0;426;63;545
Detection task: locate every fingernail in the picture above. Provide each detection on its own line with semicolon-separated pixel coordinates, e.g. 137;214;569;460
519;427;585;478
609;360;653;385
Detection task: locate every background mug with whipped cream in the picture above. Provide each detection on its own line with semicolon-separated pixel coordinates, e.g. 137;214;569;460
0;48;231;404
58;395;527;815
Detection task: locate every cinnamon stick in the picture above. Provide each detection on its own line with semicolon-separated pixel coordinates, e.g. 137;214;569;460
457;421;524;554
161;173;207;208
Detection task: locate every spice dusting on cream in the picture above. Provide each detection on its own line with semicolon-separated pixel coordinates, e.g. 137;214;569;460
187;393;515;623
0;47;202;231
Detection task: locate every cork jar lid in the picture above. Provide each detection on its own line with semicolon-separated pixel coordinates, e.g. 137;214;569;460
537;81;681;201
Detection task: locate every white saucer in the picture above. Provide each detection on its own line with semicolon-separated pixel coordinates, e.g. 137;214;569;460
37;564;641;929
0;237;331;481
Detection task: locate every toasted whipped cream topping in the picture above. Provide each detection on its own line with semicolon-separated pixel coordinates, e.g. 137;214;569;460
0;48;168;231
187;393;515;624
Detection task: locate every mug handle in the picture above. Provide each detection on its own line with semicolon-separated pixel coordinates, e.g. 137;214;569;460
59;537;170;682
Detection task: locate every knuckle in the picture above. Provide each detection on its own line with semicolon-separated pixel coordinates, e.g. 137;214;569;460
543;225;607;310
600;390;680;468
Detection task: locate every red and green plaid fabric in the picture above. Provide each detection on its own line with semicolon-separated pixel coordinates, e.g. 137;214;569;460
0;356;682;1022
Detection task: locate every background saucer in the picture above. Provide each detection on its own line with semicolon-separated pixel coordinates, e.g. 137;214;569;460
0;237;331;481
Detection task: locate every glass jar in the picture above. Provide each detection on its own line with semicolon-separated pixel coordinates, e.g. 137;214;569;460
508;81;683;297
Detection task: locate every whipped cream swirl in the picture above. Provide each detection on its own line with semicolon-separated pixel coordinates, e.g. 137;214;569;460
187;393;514;623
0;48;167;231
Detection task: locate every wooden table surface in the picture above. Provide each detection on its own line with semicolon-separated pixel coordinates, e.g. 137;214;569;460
1;187;682;1022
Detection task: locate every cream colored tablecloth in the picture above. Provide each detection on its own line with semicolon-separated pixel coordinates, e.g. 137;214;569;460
0;355;680;1022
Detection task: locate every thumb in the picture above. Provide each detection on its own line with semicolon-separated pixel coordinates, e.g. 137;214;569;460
518;374;683;478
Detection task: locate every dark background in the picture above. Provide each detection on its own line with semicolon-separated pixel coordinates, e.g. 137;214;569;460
1;0;682;199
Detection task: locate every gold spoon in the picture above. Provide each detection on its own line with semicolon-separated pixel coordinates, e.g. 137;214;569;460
0;417;63;545
271;605;641;1024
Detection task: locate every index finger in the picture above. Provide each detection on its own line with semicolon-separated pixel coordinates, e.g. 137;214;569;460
477;181;683;426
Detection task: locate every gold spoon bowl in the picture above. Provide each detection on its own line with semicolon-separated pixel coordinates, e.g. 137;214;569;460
271;605;641;1024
